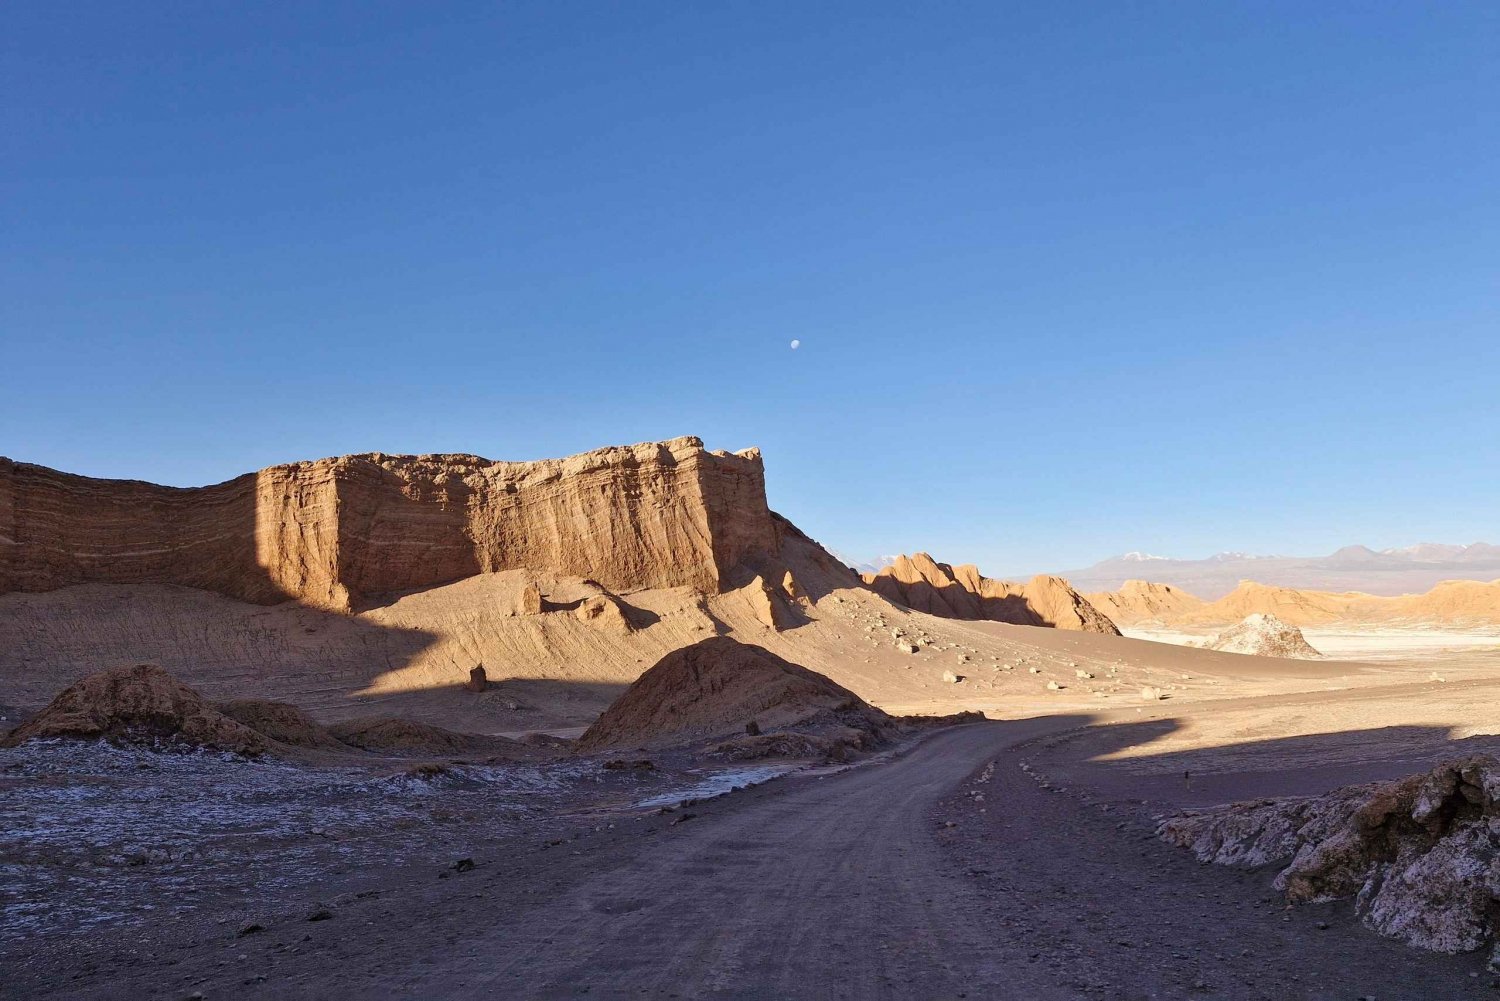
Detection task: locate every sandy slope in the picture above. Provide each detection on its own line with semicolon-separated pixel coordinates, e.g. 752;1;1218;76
6;527;1405;738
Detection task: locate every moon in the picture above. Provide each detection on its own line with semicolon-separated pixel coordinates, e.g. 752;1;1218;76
789;339;800;350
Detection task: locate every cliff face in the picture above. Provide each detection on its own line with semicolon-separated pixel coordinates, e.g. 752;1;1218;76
862;553;1120;634
0;437;778;611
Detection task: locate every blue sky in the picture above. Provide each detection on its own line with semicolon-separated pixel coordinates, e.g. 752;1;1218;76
4;2;1497;574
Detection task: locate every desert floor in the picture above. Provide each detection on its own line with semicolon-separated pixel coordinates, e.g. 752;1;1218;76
5;587;1500;1000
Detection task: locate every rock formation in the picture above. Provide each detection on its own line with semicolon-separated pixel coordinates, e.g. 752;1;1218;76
740;575;795;631
575;637;889;753
574;594;634;633
862;554;1119;634
2;664;270;755
0;437;778;612
1084;579;1206;625
1159;755;1500;956
1203;613;1322;658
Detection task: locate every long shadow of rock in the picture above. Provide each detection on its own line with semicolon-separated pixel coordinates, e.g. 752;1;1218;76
1029;712;1500;810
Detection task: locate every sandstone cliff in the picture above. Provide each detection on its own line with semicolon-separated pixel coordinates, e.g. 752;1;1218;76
862;553;1119;634
0;437;778;611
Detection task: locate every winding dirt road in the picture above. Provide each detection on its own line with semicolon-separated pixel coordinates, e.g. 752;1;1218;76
30;718;1490;1000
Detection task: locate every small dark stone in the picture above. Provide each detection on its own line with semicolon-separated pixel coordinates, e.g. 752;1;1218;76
236;922;264;937
452;858;475;873
307;908;333;922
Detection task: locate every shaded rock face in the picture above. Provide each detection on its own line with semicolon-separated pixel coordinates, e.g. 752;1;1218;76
1159;755;1500;954
575;637;889;753
2;664;269;755
324;717;524;756
215;698;347;750
862;554;1119;634
0;438;778;612
1204;613;1323;659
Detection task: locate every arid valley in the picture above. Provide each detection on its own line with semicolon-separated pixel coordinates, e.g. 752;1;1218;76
3;439;1499;1000
7;6;1498;999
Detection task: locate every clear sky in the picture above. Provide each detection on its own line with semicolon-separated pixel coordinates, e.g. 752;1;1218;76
4;3;1497;574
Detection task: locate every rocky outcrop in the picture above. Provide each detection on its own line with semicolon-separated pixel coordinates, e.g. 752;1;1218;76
0;437;778;612
1;664;270;755
862;554;1119;634
1203;613;1322;658
1159;756;1500;956
576;637;889;753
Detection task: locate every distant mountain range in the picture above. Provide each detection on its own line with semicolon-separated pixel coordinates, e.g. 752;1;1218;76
1052;543;1500;599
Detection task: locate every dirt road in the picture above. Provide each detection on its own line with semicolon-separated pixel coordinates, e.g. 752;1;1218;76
22;718;1491;1000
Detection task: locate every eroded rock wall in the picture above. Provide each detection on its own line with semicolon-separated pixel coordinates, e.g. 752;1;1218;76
0;437;778;611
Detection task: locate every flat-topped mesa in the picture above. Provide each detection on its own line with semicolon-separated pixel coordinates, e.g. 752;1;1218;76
863;553;1120;634
0;436;779;612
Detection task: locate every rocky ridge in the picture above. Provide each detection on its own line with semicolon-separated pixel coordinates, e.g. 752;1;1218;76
862;553;1119;634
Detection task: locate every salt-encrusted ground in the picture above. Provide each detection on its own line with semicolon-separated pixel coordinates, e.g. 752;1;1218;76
0;738;748;941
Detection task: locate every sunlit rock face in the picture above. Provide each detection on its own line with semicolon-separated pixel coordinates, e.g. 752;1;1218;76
862;553;1119;634
0;437;778;612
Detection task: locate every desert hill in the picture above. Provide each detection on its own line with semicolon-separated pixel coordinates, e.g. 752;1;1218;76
862;553;1119;634
1085;580;1206;623
1091;576;1500;627
575;637;889;753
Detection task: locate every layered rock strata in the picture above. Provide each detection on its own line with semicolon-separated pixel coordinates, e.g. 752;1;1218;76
0;438;777;612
